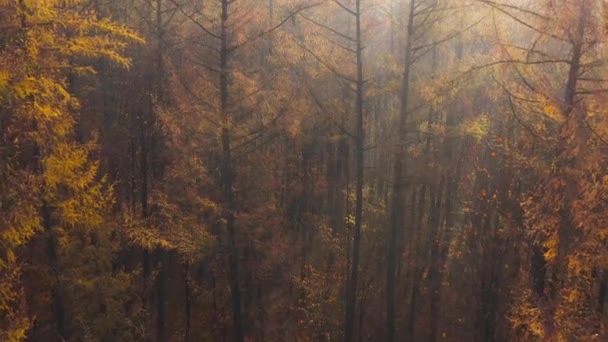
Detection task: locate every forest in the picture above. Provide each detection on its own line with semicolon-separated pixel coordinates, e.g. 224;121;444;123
1;0;608;341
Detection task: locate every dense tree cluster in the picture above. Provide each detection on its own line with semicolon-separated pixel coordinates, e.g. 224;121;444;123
1;0;607;341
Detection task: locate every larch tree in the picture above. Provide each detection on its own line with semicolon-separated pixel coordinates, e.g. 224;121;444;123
0;0;141;340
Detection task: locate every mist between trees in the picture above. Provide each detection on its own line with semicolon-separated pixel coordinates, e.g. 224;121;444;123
1;0;607;341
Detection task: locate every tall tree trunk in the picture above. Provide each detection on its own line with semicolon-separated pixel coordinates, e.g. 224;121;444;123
156;249;167;342
386;0;415;340
426;47;444;342
141;94;152;326
548;2;587;329
154;2;167;340
43;204;67;340
428;185;444;342
220;0;244;340
600;271;608;337
184;262;191;342
344;0;365;340
406;183;426;341
267;0;273;57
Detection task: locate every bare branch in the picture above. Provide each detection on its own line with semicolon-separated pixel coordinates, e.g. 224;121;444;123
309;88;356;139
228;1;325;53
477;0;550;20
168;0;221;40
298;42;357;83
490;76;554;144
299;13;355;42
478;0;567;43
333;0;356;16
583;117;608;147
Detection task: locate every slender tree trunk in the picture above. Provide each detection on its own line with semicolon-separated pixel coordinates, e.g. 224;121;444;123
42;204;67;340
358;298;365;342
406;183;426;341
344;0;365;340
184;262;191;342
141;94;151;293
130;136;137;214
156;249;167;342
406;267;423;341
267;0;273;57
600;271;608;337
428;186;444;342
549;1;587;325
156;0;164;98
155;4;167;335
386;0;415;340
220;0;244;340
426;48;444;342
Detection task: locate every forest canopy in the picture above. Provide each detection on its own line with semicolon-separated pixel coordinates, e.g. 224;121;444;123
1;0;607;341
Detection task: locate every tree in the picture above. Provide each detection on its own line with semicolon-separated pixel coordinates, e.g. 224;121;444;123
0;0;141;340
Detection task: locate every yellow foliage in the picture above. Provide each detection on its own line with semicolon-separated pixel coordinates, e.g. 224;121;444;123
0;71;8;91
460;114;490;141
0;313;29;342
565;289;578;303
0;0;142;339
510;289;545;339
127;225;175;251
543;103;564;122
543;237;558;262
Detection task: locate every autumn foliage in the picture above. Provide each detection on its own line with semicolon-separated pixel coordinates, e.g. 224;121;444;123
0;0;607;341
